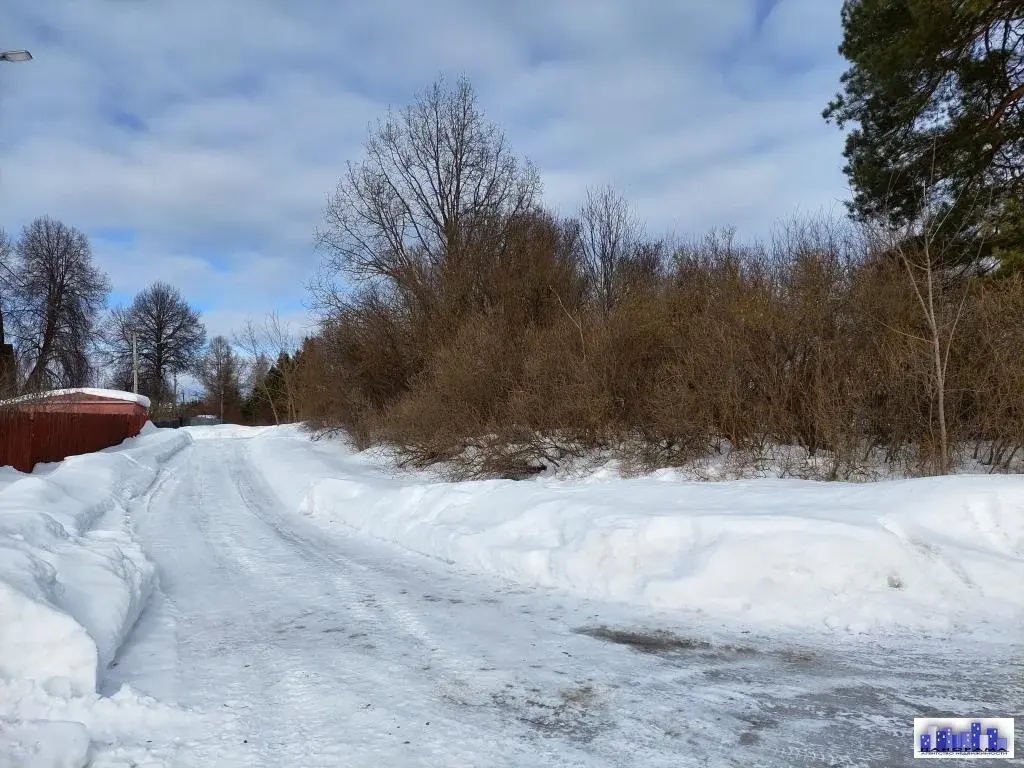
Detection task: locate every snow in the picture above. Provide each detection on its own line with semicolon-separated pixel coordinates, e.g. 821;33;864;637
0;719;90;768
182;423;274;440
0;388;151;410
0;467;21;493
0;425;190;766
2;422;1021;765
244;426;1024;639
1;677;208;768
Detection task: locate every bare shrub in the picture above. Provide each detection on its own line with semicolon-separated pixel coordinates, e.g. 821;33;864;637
383;313;522;465
959;273;1024;471
300;79;1022;480
302;289;423;442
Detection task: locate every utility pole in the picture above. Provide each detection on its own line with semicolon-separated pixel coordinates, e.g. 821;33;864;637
0;49;32;396
132;332;139;394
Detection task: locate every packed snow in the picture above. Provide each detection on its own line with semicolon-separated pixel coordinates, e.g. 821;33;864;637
246;427;1024;639
1;423;1020;765
0;387;152;409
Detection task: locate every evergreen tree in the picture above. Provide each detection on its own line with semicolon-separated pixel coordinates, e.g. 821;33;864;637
824;0;1024;263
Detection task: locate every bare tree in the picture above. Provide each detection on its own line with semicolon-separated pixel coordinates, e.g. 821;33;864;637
872;165;982;475
101;282;206;409
198;335;243;422
11;217;110;392
577;185;641;313
235;320;278;424
235;319;282;424
233;311;301;423
884;232;973;475
313;75;541;312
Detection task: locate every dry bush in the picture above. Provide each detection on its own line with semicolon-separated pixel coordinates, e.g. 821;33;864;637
847;256;918;461
673;239;776;453
507;315;609;440
296;290;425;447
588;290;675;432
299;75;1023;480
301;199;1020;480
959;273;1024;470
293;335;374;446
326;209;596;478
488;210;590;329
381;313;522;467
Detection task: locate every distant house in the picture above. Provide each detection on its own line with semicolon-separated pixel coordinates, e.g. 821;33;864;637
0;388;151;472
187;414;222;426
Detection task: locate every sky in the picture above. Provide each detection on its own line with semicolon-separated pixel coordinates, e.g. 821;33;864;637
0;0;850;345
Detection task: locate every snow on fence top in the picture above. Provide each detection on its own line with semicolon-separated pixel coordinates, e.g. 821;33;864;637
0;387;151;409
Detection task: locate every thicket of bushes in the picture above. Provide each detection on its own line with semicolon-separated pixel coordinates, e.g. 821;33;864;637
288;78;1024;481
292;212;1024;480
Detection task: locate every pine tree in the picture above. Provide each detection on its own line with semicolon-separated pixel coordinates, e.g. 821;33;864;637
824;0;1024;264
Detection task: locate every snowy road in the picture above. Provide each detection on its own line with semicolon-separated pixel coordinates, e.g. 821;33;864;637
105;434;1021;767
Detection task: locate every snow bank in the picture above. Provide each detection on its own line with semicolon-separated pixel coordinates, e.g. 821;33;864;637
0;387;151;409
247;429;1024;637
0;467;21;493
0;678;204;768
0;427;190;697
0;719;90;768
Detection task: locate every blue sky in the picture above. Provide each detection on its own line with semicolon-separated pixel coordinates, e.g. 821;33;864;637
0;0;849;341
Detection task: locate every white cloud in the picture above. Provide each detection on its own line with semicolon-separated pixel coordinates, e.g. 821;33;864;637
0;0;851;337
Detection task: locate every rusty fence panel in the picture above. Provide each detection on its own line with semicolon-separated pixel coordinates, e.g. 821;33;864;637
0;409;148;473
0;410;34;472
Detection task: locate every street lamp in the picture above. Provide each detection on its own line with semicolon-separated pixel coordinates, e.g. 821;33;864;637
0;50;32;63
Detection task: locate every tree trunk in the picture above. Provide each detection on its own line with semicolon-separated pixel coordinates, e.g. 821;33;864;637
931;323;949;474
0;308;12;396
0;346;14;396
278;363;297;422
903;244;954;476
25;295;62;392
25;322;57;392
261;378;279;425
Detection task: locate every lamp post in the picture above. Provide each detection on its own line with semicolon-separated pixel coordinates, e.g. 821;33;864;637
132;332;139;394
0;49;31;396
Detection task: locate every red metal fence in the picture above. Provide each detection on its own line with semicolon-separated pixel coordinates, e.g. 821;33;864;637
0;409;148;473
